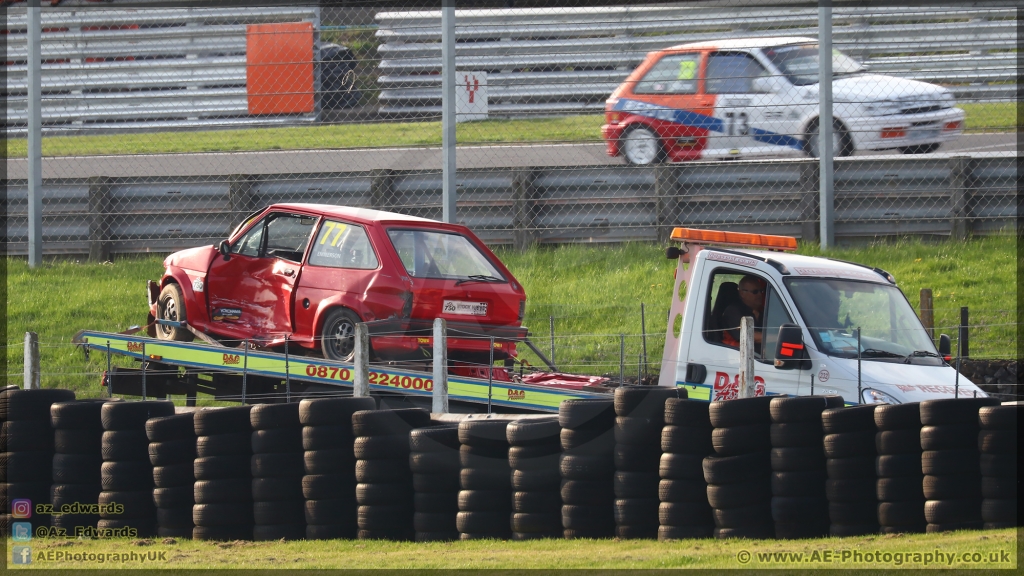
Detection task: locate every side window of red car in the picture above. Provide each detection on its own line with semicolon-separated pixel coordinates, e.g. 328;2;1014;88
308;220;379;269
234;220;265;257
633;53;700;95
265;214;317;262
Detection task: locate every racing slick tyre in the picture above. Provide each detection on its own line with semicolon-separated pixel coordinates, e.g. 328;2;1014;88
193;406;253;437
506;418;561;447
145;413;195;442
804;118;853;158
49;399;105;431
250;403;301;431
558;398;615;430
613;386;680;419
821;405;877;434
708;396;773;428
621;126;665;166
769;395;843;422
919;398;999;426
156;283;194;342
101;400;175;432
0;388;76;422
298;396;376;427
320;308;362;362
873;402;922;431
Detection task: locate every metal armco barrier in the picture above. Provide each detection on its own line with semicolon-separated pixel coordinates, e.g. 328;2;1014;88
376;6;1017;116
4;5;320;134
3;153;1015;258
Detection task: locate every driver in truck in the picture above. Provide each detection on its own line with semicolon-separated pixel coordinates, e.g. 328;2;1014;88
721;275;767;351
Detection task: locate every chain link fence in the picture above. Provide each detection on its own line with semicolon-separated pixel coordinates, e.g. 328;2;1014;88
4;0;1017;257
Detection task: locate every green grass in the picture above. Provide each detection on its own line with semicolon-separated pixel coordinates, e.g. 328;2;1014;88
5;528;1018;569
2;102;1016;158
4;235;1016;397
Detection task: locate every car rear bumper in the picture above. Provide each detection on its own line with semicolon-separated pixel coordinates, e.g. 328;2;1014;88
846;107;966;150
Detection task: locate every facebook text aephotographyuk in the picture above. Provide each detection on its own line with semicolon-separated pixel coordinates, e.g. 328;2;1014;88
33;550;167;564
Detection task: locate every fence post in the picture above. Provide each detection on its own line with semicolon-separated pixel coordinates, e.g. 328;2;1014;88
24;332;40;390
440;2;456;223
369;168;396;211
228;174;258;231
949;156;974;240
818;0;835;249
512;169;537;251
432;318;448;414
738;317;755;398
88;176;113;262
800;161;820;243
27;3;42;268
959;306;969;359
919;288;934;340
655;164;679;244
353;323;369;397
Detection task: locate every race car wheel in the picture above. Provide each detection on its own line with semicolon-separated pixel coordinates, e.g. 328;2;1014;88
899;143;940;154
805;119;853;158
320;308;361;362
621;126;664;165
156;283;193;342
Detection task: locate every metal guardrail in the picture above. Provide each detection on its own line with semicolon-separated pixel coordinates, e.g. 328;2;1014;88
3;153;1015;258
375;6;1018;115
3;6;320;134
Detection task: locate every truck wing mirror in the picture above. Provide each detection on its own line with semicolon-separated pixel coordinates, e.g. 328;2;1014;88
774;323;810;370
666;246;681;260
938;333;951;361
218;240;232;261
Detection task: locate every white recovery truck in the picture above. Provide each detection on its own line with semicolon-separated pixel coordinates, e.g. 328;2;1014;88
658;228;987;405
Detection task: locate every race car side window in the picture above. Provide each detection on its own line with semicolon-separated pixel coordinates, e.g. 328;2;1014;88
264;214;317;263
234;219;265;257
308;220;379;270
706;52;768;93
633;53;700;94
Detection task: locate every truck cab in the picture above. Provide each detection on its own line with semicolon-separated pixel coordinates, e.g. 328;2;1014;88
659;228;986;404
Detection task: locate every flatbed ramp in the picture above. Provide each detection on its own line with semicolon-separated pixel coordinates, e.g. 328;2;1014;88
73;330;609;413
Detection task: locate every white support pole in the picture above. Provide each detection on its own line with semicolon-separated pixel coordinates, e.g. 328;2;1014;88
24;332;40;390
738;317;756;398
818;0;835;249
432;318;449;414
27;3;43;267
440;1;457;223
353;323;369;397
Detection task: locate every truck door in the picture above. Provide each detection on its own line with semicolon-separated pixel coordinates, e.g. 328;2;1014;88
684;268;806;400
206;212;316;337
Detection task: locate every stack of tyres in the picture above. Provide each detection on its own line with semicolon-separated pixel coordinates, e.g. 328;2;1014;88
612;387;679;539
250;403;305;541
704;396;774;539
978;405;1018;528
769;396;842;539
193;406;254;541
657;398;713;540
50;399;105;536
353;408;430;540
507;418;562;540
874;403;926;533
558;398;615;539
823;405;878;536
99;401;175;537
300;397;375;540
410;425;461;541
1;389;75;534
919;398;999;532
147;413;196;538
457;418;513;540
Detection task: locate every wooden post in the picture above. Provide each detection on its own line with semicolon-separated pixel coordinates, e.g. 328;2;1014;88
432;318;448;414
24;332;40;390
799;161;820;243
512;169;537;251
353;323;369;397
88;176;112;262
369;168;396;211
655;164;679;244
738;317;755;398
949;156;973;240
919;288;934;340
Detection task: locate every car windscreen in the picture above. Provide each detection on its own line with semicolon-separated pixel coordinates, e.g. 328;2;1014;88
784;277;940;363
386;228;505;281
762;44;864;86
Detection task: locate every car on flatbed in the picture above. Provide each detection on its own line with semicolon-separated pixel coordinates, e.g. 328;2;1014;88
148;204;527;366
602;36;965;164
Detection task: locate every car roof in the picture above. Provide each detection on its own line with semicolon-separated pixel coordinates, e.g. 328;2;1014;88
728;248;893;284
663;36;817;52
268;203;451;227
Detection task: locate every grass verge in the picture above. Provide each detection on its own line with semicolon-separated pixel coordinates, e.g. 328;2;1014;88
6;235;1016;396
2;103;1016;158
5;528;1018;569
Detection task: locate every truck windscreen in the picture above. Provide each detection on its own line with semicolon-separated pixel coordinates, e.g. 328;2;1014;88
784;277;940;363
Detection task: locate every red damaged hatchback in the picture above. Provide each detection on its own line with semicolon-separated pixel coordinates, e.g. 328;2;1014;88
148;204;528;365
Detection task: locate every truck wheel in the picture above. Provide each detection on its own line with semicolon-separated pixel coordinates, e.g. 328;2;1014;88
156;283;194;342
320;308;361;362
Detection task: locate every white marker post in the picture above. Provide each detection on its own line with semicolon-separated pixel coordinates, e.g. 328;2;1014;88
353;323;369;397
24;332;40;390
432;318;449;414
738;317;756;398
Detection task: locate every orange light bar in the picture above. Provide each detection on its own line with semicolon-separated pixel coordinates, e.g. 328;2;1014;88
670;228;797;251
